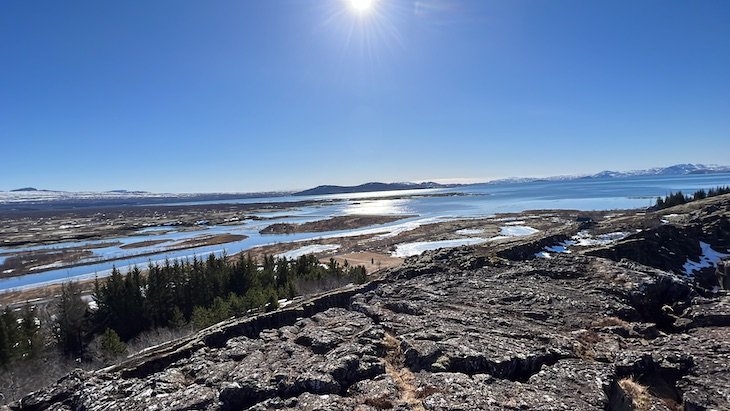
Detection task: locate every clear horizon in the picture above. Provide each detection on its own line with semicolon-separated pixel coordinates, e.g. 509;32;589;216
4;162;730;194
2;1;729;192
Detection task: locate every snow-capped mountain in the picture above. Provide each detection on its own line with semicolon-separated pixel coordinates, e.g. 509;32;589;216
486;164;730;185
589;163;730;178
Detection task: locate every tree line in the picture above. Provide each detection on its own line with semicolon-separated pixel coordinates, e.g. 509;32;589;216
2;253;367;368
654;186;730;210
56;253;367;357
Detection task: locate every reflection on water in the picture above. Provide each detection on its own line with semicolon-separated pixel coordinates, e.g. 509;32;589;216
342;199;412;215
2;173;730;291
276;244;340;259
393;238;487;257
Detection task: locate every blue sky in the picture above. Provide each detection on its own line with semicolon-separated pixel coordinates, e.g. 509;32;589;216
1;0;729;192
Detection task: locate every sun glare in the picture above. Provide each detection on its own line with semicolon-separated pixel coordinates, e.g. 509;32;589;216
348;0;376;15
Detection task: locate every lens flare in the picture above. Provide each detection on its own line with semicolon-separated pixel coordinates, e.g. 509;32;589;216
349;0;375;14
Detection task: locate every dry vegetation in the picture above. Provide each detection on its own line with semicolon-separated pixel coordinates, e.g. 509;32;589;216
618;377;651;411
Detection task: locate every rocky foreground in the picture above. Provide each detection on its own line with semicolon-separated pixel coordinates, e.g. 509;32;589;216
10;197;730;410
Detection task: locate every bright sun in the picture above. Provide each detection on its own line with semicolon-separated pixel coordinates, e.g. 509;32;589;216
348;0;376;14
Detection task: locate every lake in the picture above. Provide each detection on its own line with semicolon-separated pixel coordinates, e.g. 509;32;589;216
1;173;729;291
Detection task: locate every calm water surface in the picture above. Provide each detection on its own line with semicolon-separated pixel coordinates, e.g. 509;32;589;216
1;173;729;291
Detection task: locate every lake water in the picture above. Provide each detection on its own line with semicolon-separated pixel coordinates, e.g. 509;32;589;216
1;173;729;291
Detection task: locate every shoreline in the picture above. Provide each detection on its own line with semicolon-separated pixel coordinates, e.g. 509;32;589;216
5;193;725;303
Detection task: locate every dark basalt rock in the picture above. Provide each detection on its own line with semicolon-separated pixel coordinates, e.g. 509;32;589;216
12;199;730;410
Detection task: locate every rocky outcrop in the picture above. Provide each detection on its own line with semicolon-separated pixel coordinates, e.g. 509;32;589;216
12;200;730;410
586;194;730;291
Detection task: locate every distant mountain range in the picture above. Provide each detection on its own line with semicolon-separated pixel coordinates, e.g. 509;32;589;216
586;163;730;178
293;182;450;196
488;163;730;184
5;164;729;203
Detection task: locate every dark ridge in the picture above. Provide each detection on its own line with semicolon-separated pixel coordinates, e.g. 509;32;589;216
9;187;40;192
294;181;450;196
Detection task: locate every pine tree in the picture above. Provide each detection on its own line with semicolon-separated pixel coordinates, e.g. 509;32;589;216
0;314;11;366
190;306;212;330
2;306;20;361
19;304;41;359
56;282;87;356
169;306;187;329
266;292;279;312
99;328;127;360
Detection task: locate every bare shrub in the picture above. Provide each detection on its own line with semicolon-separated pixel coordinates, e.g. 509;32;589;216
125;326;194;357
618;377;651;411
0;352;81;405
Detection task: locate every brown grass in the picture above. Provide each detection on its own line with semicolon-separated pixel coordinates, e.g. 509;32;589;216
618;377;651;411
322;252;403;274
573;329;603;360
381;333;427;411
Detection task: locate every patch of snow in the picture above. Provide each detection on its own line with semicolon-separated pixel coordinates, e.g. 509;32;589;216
492;217;518;222
393;238;487;258
503;221;526;226
455;229;484;236
572;231;628;246
683;241;729;276
545;241;575;253
136;226;176;233
499;226;539;237
278;299;294;307
536;240;576;257
276;244;341;259
2;269;13;274
29;262;65;271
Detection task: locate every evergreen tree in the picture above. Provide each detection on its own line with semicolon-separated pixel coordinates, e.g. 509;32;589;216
144;264;175;328
19;304;41;359
99;328;127;360
56;282;87;356
190;306;212;330
266;292;279;312
168;306;187;329
0;314;11;366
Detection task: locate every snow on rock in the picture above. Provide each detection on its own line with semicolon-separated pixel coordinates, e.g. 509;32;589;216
393;238;487;258
503;221;526;226
572;231;628;246
81;295;98;310
535;240;576;259
683;241;729;276
499;226;539;237
29;262;65;271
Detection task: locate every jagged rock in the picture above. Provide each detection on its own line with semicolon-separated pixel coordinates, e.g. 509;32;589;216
14;199;730;410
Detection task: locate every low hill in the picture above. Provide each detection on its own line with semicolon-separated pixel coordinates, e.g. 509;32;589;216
294;182;448;196
9;187;41;192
